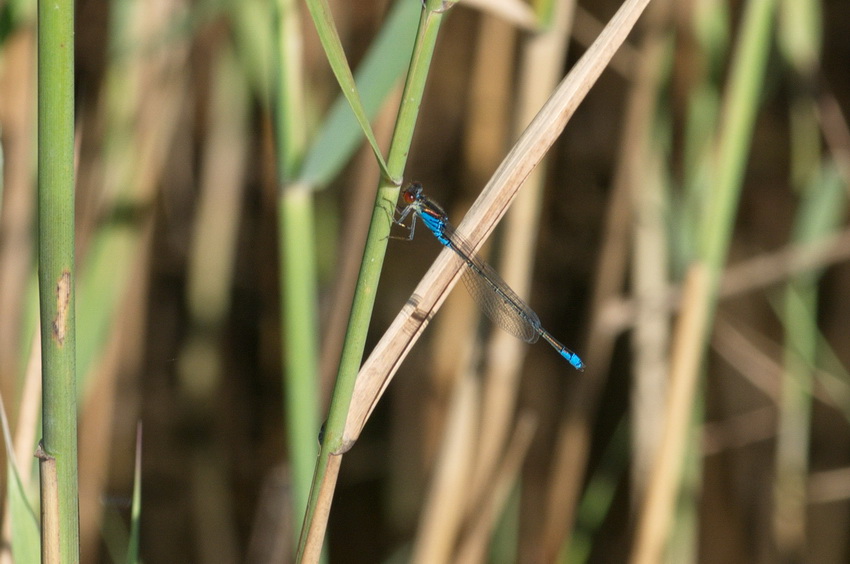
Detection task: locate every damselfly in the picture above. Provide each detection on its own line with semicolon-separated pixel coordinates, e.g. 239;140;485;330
394;182;584;371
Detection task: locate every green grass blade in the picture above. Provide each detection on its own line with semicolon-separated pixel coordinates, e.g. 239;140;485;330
699;0;778;276
75;225;139;393
774;162;846;558
124;423;142;564
273;0;322;554
278;185;321;533
778;0;821;73
303;0;395;182
7;460;41;564
0;390;41;563
275;0;307;178
299;0;421;186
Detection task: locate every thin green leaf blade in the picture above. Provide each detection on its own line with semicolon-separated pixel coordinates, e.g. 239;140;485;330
303;0;397;182
124;423;142;564
299;0;420;186
1;393;40;563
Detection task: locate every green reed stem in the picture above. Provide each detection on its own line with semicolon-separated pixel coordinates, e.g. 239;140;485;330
38;0;80;560
296;1;448;559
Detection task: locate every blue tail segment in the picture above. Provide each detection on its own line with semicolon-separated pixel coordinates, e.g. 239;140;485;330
564;351;585;371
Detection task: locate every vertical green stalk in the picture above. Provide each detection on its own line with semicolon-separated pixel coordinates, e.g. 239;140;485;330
278;186;319;533
321;0;445;458
274;0;320;548
774;172;844;557
700;0;777;281
38;0;80;560
773;1;827;555
296;2;447;558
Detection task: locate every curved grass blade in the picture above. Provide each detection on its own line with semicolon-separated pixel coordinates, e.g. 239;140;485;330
299;0;420;186
303;0;396;182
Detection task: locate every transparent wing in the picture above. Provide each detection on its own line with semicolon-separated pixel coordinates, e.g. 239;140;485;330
441;223;541;344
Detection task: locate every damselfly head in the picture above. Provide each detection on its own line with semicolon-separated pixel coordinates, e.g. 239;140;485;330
403;182;424;204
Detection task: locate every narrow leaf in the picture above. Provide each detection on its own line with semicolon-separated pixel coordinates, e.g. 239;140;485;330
303;0;397;182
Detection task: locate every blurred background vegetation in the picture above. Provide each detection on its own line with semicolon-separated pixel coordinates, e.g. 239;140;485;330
1;0;850;561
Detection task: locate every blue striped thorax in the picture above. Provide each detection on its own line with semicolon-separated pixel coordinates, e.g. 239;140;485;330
403;183;451;246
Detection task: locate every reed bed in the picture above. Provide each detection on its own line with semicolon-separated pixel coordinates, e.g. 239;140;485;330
0;0;849;561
